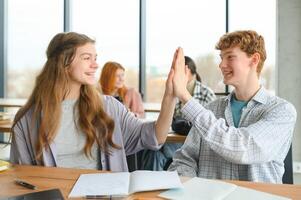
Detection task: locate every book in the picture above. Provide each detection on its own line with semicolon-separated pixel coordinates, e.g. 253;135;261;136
0;189;64;200
0;160;10;172
159;177;291;200
68;170;182;198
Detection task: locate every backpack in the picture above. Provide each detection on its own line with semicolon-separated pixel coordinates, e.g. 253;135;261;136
171;116;192;136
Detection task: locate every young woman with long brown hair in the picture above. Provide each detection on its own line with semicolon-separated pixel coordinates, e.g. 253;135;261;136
10;32;178;172
100;61;144;118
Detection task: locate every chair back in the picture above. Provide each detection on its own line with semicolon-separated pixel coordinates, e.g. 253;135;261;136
282;145;293;184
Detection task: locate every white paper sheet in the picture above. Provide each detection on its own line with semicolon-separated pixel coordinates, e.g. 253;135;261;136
69;172;130;198
69;170;182;198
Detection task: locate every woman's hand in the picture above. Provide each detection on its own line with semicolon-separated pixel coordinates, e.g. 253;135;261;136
164;64;175;98
172;47;192;103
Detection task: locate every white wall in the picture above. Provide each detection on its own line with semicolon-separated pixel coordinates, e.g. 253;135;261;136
277;0;301;184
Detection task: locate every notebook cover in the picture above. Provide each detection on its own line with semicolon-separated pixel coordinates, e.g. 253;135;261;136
0;189;64;200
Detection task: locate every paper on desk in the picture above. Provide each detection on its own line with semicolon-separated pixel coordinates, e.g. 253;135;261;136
159;177;291;200
129;170;182;193
69;170;182;198
69;172;130;197
223;186;291;200
159;177;237;200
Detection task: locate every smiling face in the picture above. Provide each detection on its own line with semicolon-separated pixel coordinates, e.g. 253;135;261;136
68;42;98;89
114;68;125;89
219;46;255;87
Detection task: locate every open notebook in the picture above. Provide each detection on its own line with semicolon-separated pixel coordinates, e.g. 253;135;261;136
69;170;182;198
159;177;291;200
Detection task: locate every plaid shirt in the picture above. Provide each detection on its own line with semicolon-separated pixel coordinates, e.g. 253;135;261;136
174;80;216;117
169;87;297;183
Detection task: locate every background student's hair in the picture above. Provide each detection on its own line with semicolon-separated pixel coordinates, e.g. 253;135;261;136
12;32;118;161
99;61;127;101
184;56;202;82
99;61;145;118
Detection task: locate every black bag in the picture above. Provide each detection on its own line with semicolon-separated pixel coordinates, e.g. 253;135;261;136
171;116;192;136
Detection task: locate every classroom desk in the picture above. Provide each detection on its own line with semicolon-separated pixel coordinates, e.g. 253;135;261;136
1;99;161;111
166;132;186;143
0;120;186;143
0;120;12;133
0;98;26;108
143;102;161;112
0;165;300;200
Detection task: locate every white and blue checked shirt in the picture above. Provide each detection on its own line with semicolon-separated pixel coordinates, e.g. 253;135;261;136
169;87;297;183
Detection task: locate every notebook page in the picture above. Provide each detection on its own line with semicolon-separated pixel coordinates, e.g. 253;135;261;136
129;170;182;194
68;172;130;198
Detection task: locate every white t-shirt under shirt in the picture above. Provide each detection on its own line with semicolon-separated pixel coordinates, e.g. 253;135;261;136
54;99;98;169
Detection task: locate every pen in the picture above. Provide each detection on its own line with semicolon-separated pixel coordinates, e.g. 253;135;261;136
14;179;37;190
85;195;112;199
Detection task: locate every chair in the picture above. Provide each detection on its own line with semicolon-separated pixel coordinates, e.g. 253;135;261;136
282;145;293;184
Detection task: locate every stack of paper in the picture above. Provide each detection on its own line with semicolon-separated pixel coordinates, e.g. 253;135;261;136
69;170;182;198
0;160;10;172
159;177;291;200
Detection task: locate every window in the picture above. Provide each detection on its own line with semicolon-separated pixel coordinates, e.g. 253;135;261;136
146;0;226;102
229;0;276;93
6;0;63;98
71;0;140;90
4;0;276;100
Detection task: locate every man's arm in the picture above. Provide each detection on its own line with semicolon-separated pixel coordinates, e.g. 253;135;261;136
168;127;201;177
182;98;297;164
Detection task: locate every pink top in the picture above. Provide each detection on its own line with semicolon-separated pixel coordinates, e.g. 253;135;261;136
124;88;145;118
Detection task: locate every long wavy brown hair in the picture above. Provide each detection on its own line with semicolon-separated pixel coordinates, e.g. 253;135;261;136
12;32;119;162
99;61;127;101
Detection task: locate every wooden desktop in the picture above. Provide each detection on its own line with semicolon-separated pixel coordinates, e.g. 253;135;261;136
0;165;300;200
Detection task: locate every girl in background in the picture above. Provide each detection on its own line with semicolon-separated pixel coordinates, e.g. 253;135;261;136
100;62;144;118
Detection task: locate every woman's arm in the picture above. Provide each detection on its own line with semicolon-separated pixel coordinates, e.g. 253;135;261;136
154;48;184;144
10;119;35;165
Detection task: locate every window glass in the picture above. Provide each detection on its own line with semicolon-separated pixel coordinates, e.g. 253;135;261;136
7;0;63;98
71;0;140;90
229;0;276;93
146;0;226;102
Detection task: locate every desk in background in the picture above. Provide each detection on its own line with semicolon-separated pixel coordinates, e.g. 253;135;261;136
0;98;25;140
166;132;186;143
1;99;160;111
0;165;300;200
0;120;186;143
143;102;161;112
0;98;26;108
0;120;12;133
